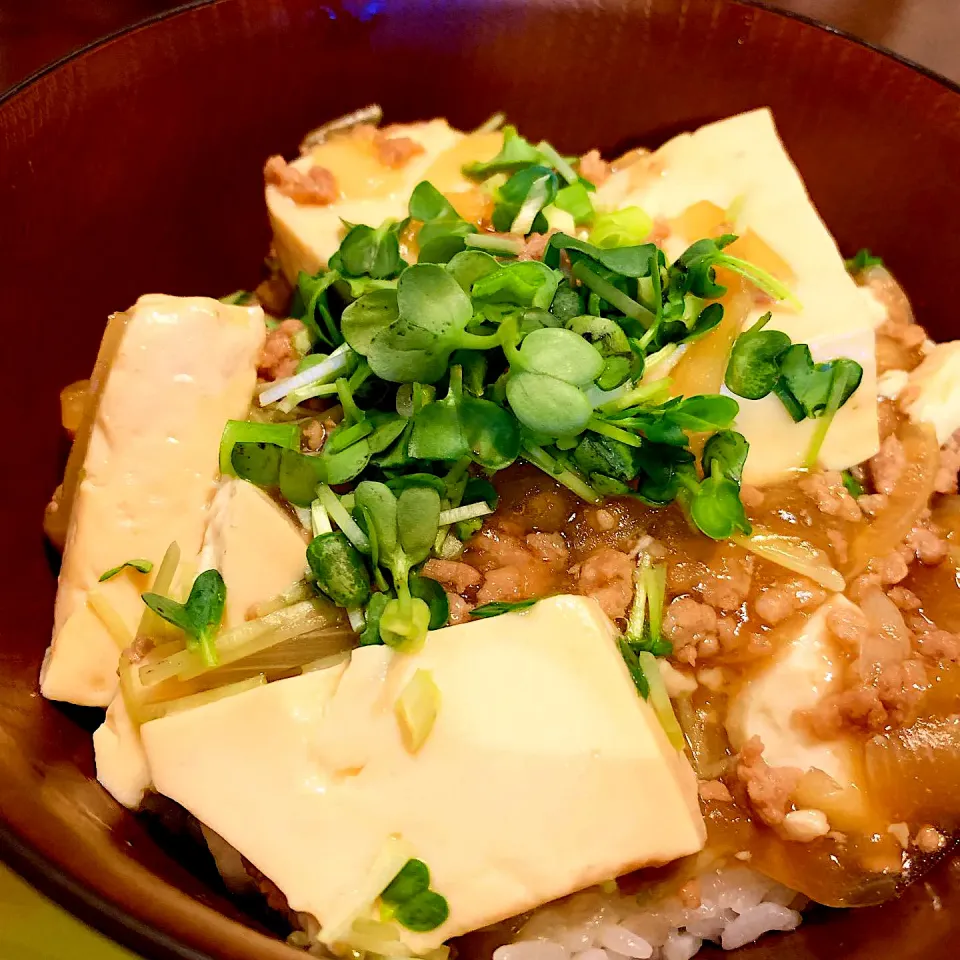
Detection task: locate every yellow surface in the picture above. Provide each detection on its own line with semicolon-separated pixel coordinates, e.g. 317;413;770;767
0;862;138;960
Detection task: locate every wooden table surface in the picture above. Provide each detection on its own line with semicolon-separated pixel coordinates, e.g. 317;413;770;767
0;0;958;94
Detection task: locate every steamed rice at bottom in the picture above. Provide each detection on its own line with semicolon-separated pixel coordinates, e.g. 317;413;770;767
506;868;801;960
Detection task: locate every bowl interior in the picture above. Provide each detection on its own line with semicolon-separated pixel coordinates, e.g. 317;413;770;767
1;1;959;958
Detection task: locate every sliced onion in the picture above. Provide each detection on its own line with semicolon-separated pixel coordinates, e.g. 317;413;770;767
845;421;939;577
734;525;845;592
395;669;441;754
865;715;960;824
858;587;911;671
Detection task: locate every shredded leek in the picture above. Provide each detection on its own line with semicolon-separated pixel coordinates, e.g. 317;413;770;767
138;598;345;685
136;541;181;642
511;174;550;235
249;580;315;619
395;669;441;754
258;342;353;406
637;651;685;751
320;835;416;946
87;592;133;650
316;484;371;553
138;675;267;723
437;501;493;526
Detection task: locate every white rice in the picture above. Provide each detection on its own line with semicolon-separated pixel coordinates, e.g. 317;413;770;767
496;868;802;960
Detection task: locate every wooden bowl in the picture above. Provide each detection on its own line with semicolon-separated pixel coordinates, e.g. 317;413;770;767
1;1;958;957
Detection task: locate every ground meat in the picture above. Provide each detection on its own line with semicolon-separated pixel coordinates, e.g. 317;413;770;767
878;317;926;350
578;149;610;186
935;431;960;494
869;435;906;496
827;527;849;565
735;736;801;827
915;825;946;853
802;658;928;737
589;508;618;532
857;493;888;518
264;155;338;205
253;271;293;316
525;532;569;571
258;318;306;381
873;551;910;586
446;592;473;625
799;471;862;521
421;558;482;594
826;602;870;649
887;586;922;611
664;596;718;665
302;419;326;451
915;629;960;663
373;130;424;168
698;778;733;803
700;554;754;612
517;230;555;261
466;529;561;605
904;521;948;565
576;547;634;619
754;579;827;626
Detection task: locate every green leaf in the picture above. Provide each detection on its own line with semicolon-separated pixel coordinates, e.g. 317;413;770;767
336;220;406;279
142;569;226;666
506;371;593;436
295;269;342;348
463;476;499;509
667;395;740;432
844;248;883;274
472;260;559;310
409;182;460;222
469;598;539;619
446;250;501;294
724;312;791;400
550;280;585;323
355;482;400;561
459;396;521;470
589;206;652;248
553;182;595;225
545;233;657;278
381;859;430;905
397;486;441;565
574;434;641;483
702;430;750;484
395;890;450;933
307;532;371;608
320;439;371;485
409;391;469;462
517;327;605;385
360;591;391;646
618;637;650;698
462;125;543;179
231;442;283;487
279;448;326;507
776;345;863;421
689;467;752;540
409;574;450;630
841;469;864;498
341;288;400;355
566;314;631;356
380;595;432;652
99;558;153;582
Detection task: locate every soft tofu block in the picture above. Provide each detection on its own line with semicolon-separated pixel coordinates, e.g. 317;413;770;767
42;294;265;707
726;595;857;786
595;109;879;484
93;694;151;810
199;477;308;627
904;341;960;445
142;595;705;951
266;120;501;282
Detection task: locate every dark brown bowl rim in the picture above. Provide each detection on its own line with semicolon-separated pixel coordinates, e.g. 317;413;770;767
2;1;959;958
